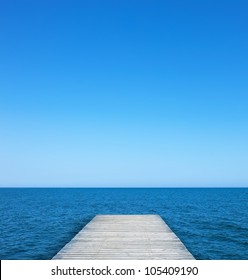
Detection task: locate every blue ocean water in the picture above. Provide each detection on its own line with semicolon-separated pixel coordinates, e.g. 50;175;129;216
0;188;247;260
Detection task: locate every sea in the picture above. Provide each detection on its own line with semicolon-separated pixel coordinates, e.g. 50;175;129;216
0;187;247;260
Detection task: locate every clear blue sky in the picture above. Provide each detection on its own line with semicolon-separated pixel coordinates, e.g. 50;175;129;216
0;0;247;186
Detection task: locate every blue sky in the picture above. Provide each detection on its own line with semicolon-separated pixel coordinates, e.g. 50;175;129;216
0;0;247;186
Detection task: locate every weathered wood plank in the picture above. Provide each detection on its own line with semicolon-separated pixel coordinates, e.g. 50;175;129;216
53;215;194;259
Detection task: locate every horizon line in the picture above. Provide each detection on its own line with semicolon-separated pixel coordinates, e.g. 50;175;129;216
0;185;247;188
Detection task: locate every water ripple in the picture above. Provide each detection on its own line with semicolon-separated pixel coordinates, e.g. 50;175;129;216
0;188;247;259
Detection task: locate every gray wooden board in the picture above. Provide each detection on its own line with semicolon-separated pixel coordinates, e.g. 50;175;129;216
52;215;195;260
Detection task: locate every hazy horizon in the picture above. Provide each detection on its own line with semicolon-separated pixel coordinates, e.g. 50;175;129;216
1;1;248;187
0;184;247;188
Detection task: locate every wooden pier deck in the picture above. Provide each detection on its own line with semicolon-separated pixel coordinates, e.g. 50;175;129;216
53;215;194;260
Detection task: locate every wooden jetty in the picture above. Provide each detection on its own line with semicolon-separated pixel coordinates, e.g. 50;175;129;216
53;215;194;260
